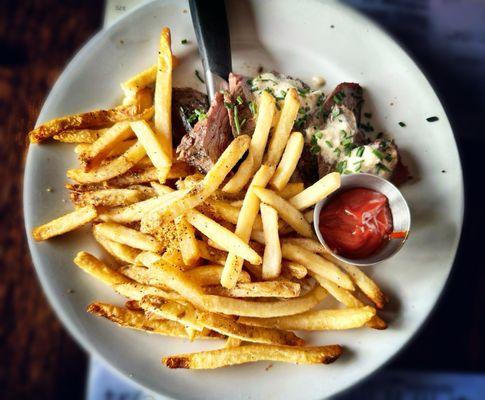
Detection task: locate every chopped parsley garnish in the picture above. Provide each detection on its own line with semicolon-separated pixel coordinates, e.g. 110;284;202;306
325;140;333;148
356;146;365;157
333;91;346;105
314;131;323;139
336;160;347;174
249;101;257;116
236;95;243;105
195;70;205;83
297;87;310;96
372;148;385;160
181;39;188;44
310;145;320;154
364;112;372;118
426;116;439;122
398;121;406;127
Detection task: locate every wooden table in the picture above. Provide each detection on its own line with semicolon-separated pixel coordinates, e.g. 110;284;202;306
1;2;483;399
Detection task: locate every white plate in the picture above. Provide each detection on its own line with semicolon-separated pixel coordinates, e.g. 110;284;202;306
23;0;464;399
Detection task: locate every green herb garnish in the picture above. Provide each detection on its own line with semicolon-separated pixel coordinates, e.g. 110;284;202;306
336;160;347;174
187;108;206;124
195;70;205;83
315;131;323;139
376;162;391;173
372;149;385;160
356;146;365;157
236;95;243;105
331;108;341;118
333;91;346;104
398;121;406;127
249;101;257;116
310;145;320;154
233;105;241;135
297;87;310;96
426;116;439;122
325;140;333;148
181;39;188;44
224;102;234;110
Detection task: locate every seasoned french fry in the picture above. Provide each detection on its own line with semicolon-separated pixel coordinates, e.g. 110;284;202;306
221;165;274;288
186;210;261;266
118;265;169;289
87;302;220;339
270;131;304;191
203;199;264;231
202;286;327;318
163;344;342;369
154;27;173;162
121;65;157;99
276;182;304;199
67;141;147;183
131;120;171;182
289;172;341;210
32;205;97;241
114;281;183;302
141;296;304;346
206;281;300;298
80;121;134;171
281;243;354;290
73;251;130;285
238;306;376;331
94;222;163;252
225;337;242;348
70;188;144;207
265;88;300;166
175;216;200;266
107;162;193;187
282;261;307;280
260;203;282;280
196;240;227;265
161;246;187;269
252;187;313;238
53;128;108;143
93;228;140;264
186;265;251;286
222;91;276;193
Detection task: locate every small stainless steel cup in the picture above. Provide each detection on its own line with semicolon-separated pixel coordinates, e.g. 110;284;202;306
313;173;411;266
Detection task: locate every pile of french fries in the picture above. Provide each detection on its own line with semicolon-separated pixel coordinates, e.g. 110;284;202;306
30;27;389;370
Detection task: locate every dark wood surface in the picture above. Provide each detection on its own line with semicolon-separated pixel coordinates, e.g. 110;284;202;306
1;1;483;400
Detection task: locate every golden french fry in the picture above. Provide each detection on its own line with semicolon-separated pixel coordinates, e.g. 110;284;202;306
221;165;274;288
265;88;300;166
32;205;97;241
175;216;200;266
289;172;341;210
202;286;327;318
53;128;108;143
282;261;307;280
141;296;304;346
70;188;144;207
206;281;300;298
114;281;183;302
94;222;163;252
276;182;304;199
67;141;147;183
203;199;264;231
260;203;282;280
196;240;227;265
154;27;173;161
252;187;313;238
186;265;251;286
222;91;276;193
281;242;353;290
163;344;342;369
238;306;376;331
186;210;262;266
93;228;140;264
73;251;130;285
87;302;220;339
270;131;304;191
225;337;242;348
121;65;157;98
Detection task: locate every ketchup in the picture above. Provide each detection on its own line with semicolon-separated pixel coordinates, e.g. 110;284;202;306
319;188;393;259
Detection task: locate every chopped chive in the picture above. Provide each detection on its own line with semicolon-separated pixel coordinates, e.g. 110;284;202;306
195;70;205;83
333;147;341;156
236;95;243;105
376;162;391;173
398;121;406;127
426;116;439;122
181;39;188;44
249;101;257;116
224;101;234;110
331;108;341;118
240;118;247;129
310;145;320;154
325;140;333;148
311;135;318;145
356;146;365;157
372;148;385;160
315;131;323;139
336;160;347;174
297;87;310;96
333;91;345;104
234;106;241;135
353;159;364;166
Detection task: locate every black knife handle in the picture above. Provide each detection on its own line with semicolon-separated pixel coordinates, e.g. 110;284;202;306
189;0;232;82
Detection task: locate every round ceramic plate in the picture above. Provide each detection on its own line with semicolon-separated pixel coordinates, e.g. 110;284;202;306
23;0;464;399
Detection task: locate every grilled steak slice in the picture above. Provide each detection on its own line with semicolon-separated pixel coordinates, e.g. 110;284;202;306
224;73;256;137
322;82;363;123
176;91;231;173
172;87;209;147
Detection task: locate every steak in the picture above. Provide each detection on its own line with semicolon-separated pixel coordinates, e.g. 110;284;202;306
322;82;363;123
176;91;232;173
172;87;209;147
224;73;256;137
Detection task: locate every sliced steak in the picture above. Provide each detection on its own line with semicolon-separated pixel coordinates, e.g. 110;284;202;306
176;91;231;173
322;82;364;123
172;87;209;147
224;73;256;137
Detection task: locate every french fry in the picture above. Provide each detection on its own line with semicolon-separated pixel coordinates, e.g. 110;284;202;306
252;187;313;238
222;91;276;193
87;302;220;339
67;141;147;183
114;281;183;302
260;203;282;280
29;102;153;143
175;216;200;266
80;121;134;171
203;199;264;232
32;205;97;241
118;265;169;290
276;182;304;199
221;165;274;288
281;243;354;290
206;281;301;298
265;88;300;166
238;306;376;331
94;222;163;252
303;209;313;223
121;65;157;99
73;251;130;285
289;172;341;210
269;131;304;191
154;27;173;162
186;210;262;266
93;228;140;264
141;296;304;346
202;286;327;318
282;261;307;280
186;265;251;286
70;188;144;207
161;246;187;269
130;120;171;182
163;344;342;369
107;163;193;187
53;128;108;143
225;337;242;348
196;240;227;265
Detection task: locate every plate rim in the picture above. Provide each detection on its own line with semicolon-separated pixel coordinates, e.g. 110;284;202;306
22;0;465;398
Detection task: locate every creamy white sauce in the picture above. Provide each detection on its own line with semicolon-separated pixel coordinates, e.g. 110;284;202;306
344;140;398;178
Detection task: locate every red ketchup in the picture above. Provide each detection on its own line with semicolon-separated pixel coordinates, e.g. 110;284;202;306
319;188;393;259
